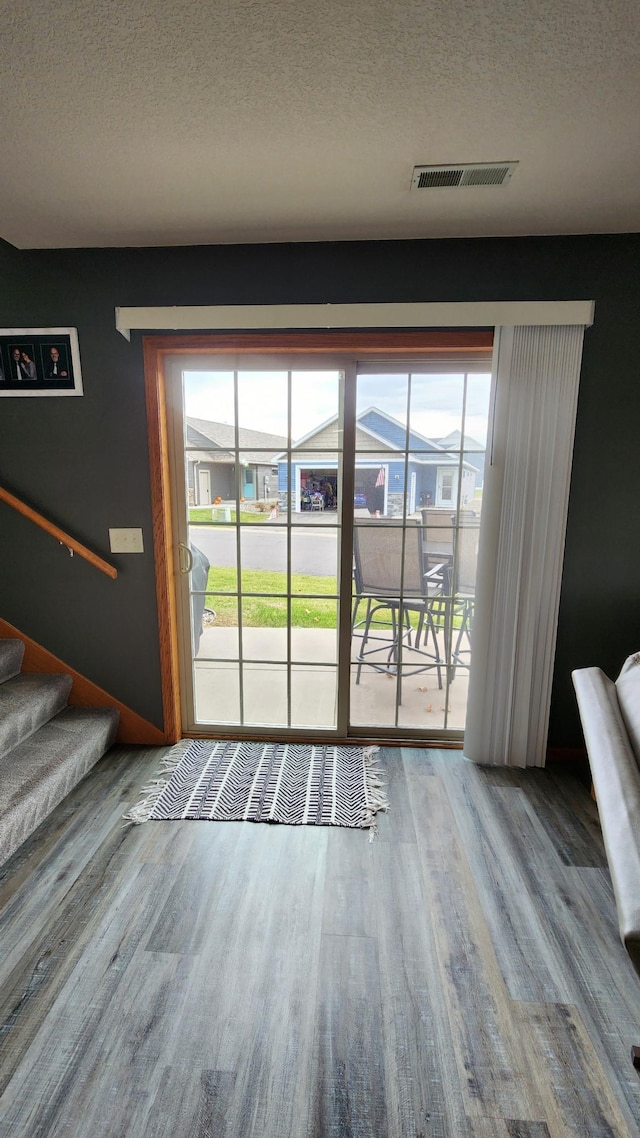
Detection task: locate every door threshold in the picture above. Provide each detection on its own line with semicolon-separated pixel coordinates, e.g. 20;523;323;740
180;728;464;749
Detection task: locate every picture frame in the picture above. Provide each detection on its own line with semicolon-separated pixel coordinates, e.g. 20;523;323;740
0;328;83;397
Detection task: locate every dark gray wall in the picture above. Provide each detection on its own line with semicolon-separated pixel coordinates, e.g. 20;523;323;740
0;233;638;741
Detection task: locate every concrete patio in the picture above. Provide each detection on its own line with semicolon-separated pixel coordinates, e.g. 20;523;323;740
194;626;469;731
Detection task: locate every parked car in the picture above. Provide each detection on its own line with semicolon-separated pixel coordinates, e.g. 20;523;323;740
354;493;367;508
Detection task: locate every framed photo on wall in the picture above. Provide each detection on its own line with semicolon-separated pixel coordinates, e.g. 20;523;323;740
0;328;83;396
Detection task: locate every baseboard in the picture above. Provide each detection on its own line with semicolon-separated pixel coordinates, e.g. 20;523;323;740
0;618;171;746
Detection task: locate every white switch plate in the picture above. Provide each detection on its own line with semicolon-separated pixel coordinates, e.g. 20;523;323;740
109;528;144;554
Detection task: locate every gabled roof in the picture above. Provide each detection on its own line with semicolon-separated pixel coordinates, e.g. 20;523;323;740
437;429;485;452
282;412;341;452
409;452;474;469
186;417;287;463
358;406;446;452
275;405;448;459
272;409;400;460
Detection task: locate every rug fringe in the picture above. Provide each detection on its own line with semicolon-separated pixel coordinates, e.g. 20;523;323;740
122;740;193;825
362;744;389;840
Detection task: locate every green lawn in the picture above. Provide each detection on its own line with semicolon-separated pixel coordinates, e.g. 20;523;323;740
202;566;461;632
205;567;338;627
189;507;268;524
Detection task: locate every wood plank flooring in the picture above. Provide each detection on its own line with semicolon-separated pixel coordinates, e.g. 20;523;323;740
0;745;639;1136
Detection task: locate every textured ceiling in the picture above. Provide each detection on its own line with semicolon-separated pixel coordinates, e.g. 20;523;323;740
1;0;639;248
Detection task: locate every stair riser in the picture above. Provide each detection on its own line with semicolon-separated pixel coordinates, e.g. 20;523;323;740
0;706;119;866
0;674;73;761
0;640;25;686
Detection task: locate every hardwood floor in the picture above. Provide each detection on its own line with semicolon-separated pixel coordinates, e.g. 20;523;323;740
0;745;639;1136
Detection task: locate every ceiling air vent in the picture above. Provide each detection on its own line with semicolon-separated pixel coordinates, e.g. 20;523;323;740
411;162;518;189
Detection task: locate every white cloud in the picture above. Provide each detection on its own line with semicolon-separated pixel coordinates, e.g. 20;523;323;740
185;369;491;446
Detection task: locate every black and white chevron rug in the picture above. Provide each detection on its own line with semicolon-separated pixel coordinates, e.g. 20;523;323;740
125;740;388;832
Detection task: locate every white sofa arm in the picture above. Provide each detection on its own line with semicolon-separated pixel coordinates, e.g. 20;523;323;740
572;666;640;975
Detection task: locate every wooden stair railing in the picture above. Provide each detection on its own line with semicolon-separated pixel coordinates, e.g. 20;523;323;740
0;485;118;580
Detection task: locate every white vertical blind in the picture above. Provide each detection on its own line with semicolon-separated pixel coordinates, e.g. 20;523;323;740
464;324;587;767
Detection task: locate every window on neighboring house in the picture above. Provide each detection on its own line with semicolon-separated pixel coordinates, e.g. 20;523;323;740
441;472;453;501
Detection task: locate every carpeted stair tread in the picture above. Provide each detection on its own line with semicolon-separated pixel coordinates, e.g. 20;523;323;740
0;639;25;685
0;672;73;760
0;705;119;866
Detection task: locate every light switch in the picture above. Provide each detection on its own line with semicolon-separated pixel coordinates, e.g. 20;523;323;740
109;528;144;554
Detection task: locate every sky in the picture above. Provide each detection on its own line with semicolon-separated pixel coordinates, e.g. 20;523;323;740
184;369;492;447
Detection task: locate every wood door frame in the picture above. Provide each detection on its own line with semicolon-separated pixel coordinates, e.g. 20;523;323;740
143;330;493;742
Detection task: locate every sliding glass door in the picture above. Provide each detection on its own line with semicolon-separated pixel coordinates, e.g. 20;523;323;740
165;352;491;739
167;355;345;733
350;361;491;731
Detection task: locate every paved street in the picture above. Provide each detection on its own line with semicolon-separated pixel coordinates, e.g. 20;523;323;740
190;522;339;577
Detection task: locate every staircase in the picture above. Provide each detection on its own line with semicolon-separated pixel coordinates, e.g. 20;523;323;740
0;638;119;866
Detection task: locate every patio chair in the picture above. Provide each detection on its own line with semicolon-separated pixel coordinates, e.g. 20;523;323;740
352;520;447;696
420;507;455;572
448;516;479;677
